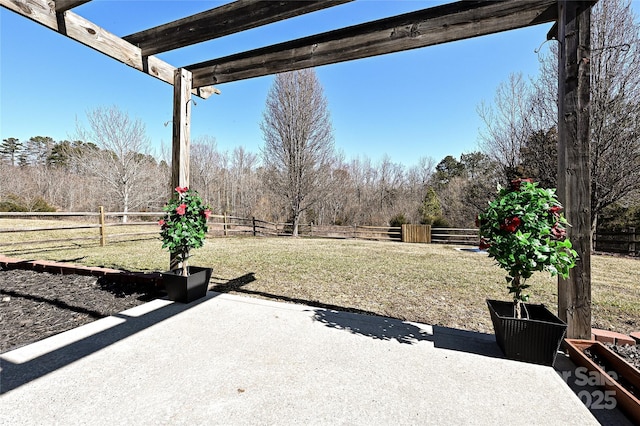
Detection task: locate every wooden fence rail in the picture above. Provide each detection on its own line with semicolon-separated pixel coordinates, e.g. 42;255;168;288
594;227;639;256
3;210;636;254
431;228;479;245
0;210;404;247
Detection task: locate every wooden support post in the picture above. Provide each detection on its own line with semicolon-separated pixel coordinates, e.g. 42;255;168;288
557;1;592;339
252;217;257;237
223;212;228;236
99;206;106;247
170;68;193;270
171;68;192;192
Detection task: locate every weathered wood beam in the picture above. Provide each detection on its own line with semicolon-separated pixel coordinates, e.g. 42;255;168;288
557;0;592;339
124;0;353;57
54;0;91;13
0;0;219;99
187;0;558;87
169;68;192;270
171;68;192;197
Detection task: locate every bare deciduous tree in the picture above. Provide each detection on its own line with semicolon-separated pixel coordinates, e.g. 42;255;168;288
478;72;535;181
74;105;164;221
230;146;260;218
190;135;221;207
531;0;640;230
260;69;335;236
588;0;640;230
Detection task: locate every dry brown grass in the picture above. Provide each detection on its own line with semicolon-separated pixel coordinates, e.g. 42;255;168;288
1;220;638;334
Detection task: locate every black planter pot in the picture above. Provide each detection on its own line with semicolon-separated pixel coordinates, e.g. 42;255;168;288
162;266;212;303
487;299;567;366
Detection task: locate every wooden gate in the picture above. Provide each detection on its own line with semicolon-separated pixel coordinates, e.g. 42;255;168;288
401;224;431;243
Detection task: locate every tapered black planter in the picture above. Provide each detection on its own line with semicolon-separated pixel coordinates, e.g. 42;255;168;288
162;266;212;303
487;299;567;366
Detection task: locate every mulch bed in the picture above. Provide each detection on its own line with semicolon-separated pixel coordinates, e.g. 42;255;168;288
603;342;640;372
0;268;163;353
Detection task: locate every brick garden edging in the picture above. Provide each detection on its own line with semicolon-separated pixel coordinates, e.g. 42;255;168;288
0;255;162;285
590;328;637;346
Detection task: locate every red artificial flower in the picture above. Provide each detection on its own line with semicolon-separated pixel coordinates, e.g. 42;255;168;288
549;206;562;216
551;223;566;239
175;186;189;194
203;209;212;219
509;178;533;192
479;238;491;250
500;216;522;233
176;203;187;215
158;219;165;227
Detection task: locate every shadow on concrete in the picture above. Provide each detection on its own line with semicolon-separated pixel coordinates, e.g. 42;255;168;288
210;273;504;358
210;274;391;318
310;308;504;358
0;292;215;394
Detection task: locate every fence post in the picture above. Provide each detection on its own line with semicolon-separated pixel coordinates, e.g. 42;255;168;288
99;206;106;246
252;216;257;237
629;227;636;255
223;212;228;236
310;222;313;237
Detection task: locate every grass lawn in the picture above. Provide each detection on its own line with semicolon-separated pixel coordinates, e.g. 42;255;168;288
1;220;638;335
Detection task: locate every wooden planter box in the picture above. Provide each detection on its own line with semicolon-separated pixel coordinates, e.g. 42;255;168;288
565;339;640;423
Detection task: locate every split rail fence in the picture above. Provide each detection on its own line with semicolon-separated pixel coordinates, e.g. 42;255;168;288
0;209;409;248
594;228;639;256
2;209;636;255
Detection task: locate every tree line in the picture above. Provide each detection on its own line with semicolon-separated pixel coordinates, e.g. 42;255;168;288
0;129;493;228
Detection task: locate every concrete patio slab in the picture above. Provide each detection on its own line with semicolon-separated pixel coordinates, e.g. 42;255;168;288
0;292;619;425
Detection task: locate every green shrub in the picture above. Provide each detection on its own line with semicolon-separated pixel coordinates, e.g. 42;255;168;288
389;214;409;227
431;216;450;228
0;194;56;212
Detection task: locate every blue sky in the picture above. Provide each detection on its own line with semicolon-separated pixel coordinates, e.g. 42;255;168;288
0;0;615;168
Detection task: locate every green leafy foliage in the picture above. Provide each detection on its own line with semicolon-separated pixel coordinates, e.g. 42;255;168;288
419;187;443;225
478;180;578;308
0;194;56;212
159;187;211;275
389;213;409;227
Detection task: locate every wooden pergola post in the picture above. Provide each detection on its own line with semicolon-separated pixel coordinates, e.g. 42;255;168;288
170;68;193;270
557;1;592;339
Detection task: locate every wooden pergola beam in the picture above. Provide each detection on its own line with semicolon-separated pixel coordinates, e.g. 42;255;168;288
123;0;353;57
54;0;91;13
0;0;219;99
187;0;557;87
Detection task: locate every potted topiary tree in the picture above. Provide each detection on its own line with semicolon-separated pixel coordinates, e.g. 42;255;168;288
478;179;578;366
158;186;213;303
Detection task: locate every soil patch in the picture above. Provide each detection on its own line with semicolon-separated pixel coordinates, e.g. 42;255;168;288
0;268;163;353
583;343;640;399
603;342;640;371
